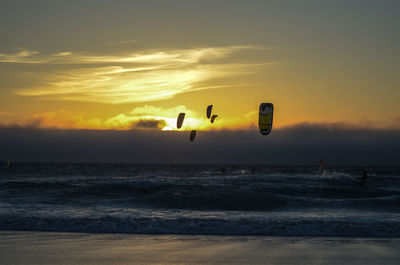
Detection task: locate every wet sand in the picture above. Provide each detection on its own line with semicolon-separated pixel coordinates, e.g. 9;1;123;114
0;231;399;265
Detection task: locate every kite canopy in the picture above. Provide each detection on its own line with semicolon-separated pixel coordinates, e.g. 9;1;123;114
206;105;213;119
177;113;185;129
258;103;274;135
189;130;196;142
211;115;218;123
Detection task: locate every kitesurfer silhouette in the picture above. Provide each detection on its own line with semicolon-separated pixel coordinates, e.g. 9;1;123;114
360;170;368;187
6;157;12;168
318;160;324;174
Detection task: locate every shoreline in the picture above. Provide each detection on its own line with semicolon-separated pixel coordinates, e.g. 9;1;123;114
0;228;399;238
1;231;399;265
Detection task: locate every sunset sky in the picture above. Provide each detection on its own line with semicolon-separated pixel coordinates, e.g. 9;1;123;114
1;0;399;131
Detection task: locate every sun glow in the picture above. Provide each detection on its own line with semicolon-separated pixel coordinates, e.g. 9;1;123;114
11;104;258;131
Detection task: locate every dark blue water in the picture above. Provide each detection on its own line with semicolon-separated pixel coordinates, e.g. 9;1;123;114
0;163;399;236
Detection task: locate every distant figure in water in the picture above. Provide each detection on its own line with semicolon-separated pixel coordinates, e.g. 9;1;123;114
220;167;226;174
360;170;368;187
318;160;324;174
6;157;12;168
251;167;256;174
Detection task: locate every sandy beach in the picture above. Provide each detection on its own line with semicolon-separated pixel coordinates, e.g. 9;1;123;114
0;231;399;265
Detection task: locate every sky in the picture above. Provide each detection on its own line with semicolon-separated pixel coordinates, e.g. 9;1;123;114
0;1;399;163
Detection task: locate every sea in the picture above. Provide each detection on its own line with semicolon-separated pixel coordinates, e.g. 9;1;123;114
0;163;399;237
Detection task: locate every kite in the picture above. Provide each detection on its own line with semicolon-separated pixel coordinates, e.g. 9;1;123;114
206;105;213;119
258;103;274;135
177;113;185;129
190;130;196;142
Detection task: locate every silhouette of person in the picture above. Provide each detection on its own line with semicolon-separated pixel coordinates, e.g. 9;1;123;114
360;170;368;187
318;160;324;174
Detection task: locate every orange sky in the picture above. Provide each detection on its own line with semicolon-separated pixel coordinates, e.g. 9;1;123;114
1;1;399;131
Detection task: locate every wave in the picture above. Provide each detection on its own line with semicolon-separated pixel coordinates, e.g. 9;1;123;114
1;164;399;237
1;214;399;237
2;179;400;211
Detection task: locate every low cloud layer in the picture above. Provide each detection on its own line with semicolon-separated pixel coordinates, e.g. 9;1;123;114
0;124;399;165
131;119;166;130
9;105;255;131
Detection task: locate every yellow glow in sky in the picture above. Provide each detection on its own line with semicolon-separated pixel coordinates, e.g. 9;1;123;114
1;46;261;104
0;45;277;130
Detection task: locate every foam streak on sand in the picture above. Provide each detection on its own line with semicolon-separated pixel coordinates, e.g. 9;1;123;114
0;231;400;265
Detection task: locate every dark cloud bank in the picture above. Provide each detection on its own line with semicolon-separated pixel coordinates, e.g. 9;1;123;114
0;124;399;165
131;119;167;130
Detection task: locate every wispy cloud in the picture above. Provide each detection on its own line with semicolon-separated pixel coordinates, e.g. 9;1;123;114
0;111;16;116
0;49;41;63
1;46;270;104
107;39;138;46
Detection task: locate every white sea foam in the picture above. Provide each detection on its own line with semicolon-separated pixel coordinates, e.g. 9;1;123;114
0;163;399;236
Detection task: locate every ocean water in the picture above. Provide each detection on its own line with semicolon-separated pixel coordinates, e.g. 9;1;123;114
0;163;399;237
